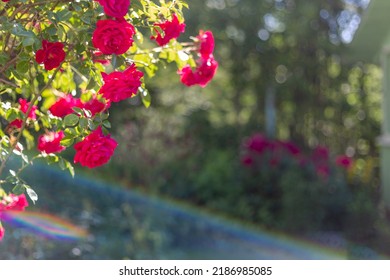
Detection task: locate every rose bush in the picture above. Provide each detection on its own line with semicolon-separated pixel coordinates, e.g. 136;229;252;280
0;0;218;240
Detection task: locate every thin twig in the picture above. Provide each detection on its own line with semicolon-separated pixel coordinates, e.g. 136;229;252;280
0;78;18;88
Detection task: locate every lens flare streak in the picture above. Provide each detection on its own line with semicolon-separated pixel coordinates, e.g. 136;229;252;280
1;211;88;241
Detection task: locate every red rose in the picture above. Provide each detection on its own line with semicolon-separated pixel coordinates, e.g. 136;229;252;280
92;19;135;55
74;127;117;168
97;0;130;18
178;55;218;87
9;98;37;128
0;194;28;212
49;95;83;118
178;66;197;87
82;97;111;116
151;14;186;46
35;40;66;70
38;131;66;154
197;30;215;58
99;64;143;102
195;56;218;86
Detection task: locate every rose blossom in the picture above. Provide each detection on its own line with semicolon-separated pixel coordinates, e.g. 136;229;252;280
244;133;270;155
151;14;186;46
74;127;118;168
197;30;215;58
38;131;66;154
99;64;143;102
9;98;37;129
97;0;130;18
82;97;110;116
92;19;135;55
0;194;28;212
49;95;83;118
35;40;66;70
179;55;218;87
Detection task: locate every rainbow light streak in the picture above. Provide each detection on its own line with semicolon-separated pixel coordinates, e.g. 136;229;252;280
1;211;88;241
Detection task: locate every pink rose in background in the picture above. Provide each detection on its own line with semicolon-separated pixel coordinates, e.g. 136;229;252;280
98;0;130;18
99;64;143;102
197;30;215;58
35;40;66;70
244;133;270;155
312;145;329;161
74;127;118;168
281;141;301;156
9;98;37;129
241;154;254;167
335;155;353;169
92;19;135;55
49;95;83;118
151;14;186;46
38;131;66;154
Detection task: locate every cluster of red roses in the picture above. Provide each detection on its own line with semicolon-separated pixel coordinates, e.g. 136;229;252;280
179;30;218;87
28;0;218;170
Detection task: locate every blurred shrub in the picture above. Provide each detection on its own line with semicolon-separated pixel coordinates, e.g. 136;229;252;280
239;133;349;232
95;99;380;238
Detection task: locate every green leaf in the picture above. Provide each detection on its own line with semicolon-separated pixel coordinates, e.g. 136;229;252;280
22;129;35;150
16;60;29;74
102;120;111;128
60;136;74;147
79;117;88;130
5;107;22;122
72;107;84;115
64;113;79;127
140;88;151;108
59;158;75;177
45;153;59;164
56;10;72;21
22;37;35;47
